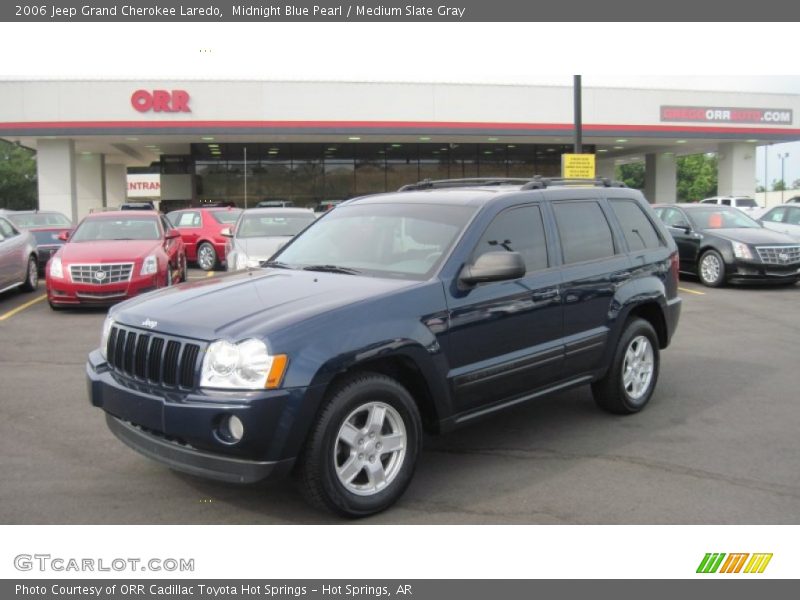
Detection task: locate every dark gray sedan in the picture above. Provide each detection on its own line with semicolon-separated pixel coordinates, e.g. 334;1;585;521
0;215;39;295
224;208;316;271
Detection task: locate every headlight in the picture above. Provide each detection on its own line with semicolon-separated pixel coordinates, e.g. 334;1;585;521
140;255;158;276
50;256;64;279
200;338;288;390
732;242;753;260
100;316;114;359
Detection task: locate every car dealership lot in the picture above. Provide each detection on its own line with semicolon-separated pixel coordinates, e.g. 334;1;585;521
1;270;799;524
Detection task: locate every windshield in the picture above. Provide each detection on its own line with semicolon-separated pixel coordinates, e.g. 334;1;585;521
210;210;242;224
237;213;316;238
273;203;476;279
70;217;161;241
6;212;71;228
687;207;761;230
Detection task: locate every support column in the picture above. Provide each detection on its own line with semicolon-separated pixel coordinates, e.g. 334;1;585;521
717;142;756;197
596;157;616;180
105;164;127;208
644;152;677;204
76;153;106;218
36;139;77;222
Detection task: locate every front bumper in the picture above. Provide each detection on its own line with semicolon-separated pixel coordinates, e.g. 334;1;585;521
87;350;321;483
728;259;800;284
48;273;161;306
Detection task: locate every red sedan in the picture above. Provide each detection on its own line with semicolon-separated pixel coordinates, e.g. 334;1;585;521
166;207;242;270
46;211;187;309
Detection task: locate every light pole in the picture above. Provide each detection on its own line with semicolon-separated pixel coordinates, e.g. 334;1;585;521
778;152;790;203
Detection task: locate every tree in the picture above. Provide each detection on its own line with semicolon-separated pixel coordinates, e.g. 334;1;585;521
0;140;37;210
772;179;786;192
792;178;800;190
676;154;717;202
615;162;644;190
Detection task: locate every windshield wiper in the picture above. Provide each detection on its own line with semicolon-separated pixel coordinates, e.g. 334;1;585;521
301;264;360;275
261;260;294;269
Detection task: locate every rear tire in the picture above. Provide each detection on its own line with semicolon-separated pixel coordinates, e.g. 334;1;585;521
297;373;422;518
592;318;660;415
20;255;38;292
196;242;217;271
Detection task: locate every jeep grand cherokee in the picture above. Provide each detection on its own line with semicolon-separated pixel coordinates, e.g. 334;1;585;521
87;177;681;517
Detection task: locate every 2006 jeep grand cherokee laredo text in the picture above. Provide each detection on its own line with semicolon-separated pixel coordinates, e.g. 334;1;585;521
87;177;681;517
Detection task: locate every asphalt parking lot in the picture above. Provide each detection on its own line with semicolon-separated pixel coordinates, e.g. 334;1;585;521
1;269;799;524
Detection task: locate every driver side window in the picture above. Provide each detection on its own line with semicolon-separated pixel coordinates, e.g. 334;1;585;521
472;205;548;273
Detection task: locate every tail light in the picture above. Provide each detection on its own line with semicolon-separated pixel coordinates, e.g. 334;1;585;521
670;251;680;282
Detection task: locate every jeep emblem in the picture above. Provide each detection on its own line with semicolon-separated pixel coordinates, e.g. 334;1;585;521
141;319;158;329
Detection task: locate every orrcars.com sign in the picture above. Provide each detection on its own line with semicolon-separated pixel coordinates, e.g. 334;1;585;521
661;105;792;125
131;89;190;113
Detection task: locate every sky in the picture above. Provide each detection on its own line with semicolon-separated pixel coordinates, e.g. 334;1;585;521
1;22;799;190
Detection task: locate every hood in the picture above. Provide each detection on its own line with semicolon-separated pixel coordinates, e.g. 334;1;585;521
60;239;161;263
111;268;419;341
708;228;799;245
235;237;291;260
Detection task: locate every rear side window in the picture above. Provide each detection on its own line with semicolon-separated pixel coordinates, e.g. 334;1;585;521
472;205;548;273
735;198;757;208
763;208;786;223
610;199;664;251
553;201;616;265
171;211;201;227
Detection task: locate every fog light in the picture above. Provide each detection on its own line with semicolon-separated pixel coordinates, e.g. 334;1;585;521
220;415;244;443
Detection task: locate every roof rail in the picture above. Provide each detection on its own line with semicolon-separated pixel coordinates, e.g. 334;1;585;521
399;176;628;192
520;176;628;190
398;178;536;192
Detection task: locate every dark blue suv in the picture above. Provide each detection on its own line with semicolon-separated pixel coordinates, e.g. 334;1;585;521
87;177;681;517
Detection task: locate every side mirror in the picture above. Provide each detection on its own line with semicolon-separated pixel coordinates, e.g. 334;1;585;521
671;222;691;234
459;251;526;287
165;229;181;240
220;227;233;238
57;230;72;242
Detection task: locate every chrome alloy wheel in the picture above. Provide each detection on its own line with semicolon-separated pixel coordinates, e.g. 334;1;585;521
700;253;721;284
27;258;38;288
197;244;215;270
622;335;655;402
333;402;407;497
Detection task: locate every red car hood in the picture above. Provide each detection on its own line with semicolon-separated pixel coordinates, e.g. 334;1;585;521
59;240;161;263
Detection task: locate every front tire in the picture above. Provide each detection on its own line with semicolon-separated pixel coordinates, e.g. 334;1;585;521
297;373;422;517
20;255;38;292
592;318;660;415
698;249;726;287
196;242;217;271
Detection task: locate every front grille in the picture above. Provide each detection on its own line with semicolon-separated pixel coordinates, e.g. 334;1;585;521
107;325;202;389
756;245;800;265
70;263;133;284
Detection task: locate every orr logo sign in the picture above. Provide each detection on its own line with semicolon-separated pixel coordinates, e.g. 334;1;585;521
131;89;190;113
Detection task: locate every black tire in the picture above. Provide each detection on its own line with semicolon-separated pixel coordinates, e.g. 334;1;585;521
48;301;64;311
297;373;423;518
697;249;726;287
196;242;217;271
20;255;38;292
592;318;660;415
179;255;188;282
165;267;173;287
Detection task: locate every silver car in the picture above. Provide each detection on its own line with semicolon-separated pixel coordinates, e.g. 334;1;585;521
224;208;316;271
758;204;800;242
0;215;39;295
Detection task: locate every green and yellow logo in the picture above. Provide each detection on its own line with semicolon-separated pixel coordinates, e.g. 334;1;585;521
697;553;773;574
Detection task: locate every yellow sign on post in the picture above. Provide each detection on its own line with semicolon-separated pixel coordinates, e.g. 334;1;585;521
561;153;596;179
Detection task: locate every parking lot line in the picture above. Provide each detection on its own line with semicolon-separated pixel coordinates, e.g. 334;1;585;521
678;286;706;296
0;294;47;321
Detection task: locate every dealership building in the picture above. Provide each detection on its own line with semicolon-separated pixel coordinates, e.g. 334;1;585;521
1;79;800;221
